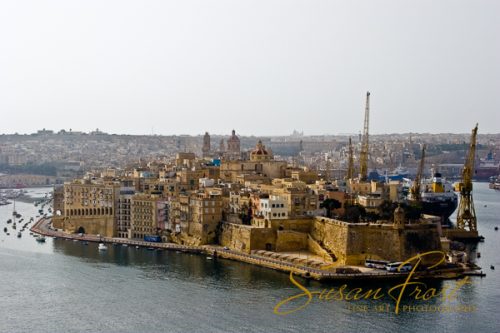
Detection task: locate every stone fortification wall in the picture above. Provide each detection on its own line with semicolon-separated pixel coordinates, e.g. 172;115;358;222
312;217;442;265
220;222;276;253
275;230;308;252
58;216;115;237
270;218;312;233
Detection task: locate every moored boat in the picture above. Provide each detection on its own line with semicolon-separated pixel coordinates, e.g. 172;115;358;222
405;172;458;221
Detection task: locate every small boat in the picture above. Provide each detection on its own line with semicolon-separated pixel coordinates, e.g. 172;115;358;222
147;247;155;251
206;257;213;260
83;241;88;245
6;232;10;236
136;246;140;249
3;227;7;232
477;252;481;258
495;226;498;231
98;243;108;251
12;224;16;230
122;244;128;247
17;232;22;238
491;265;495;270
36;236;46;243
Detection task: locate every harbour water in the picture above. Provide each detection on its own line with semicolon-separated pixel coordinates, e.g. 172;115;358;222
0;184;499;333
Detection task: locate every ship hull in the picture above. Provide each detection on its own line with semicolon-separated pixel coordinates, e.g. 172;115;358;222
475;168;499;181
420;199;458;220
407;196;458;221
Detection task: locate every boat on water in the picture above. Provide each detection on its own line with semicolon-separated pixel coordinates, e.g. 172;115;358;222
17;232;22;238
405;172;458;221
3;227;7;232
12;223;16;230
36;236;46;243
476;151;500;181
382;165;411;182
489;176;500;190
0;199;11;206
98;243;108;251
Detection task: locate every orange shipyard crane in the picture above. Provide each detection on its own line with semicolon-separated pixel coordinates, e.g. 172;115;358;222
359;92;370;181
457;124;478;232
410;145;426;202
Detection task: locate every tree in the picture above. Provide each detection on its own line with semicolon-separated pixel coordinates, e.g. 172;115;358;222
342;204;366;223
320;198;342;218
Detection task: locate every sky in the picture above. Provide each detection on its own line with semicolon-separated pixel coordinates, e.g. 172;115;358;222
0;0;499;136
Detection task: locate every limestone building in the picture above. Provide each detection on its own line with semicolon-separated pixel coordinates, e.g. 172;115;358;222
226;129;241;160
202;132;211;158
116;186;135;238
54;179;121;237
130;194;167;239
171;190;223;245
220;140;287;182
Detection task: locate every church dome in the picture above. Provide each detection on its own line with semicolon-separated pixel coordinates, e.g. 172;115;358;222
250;140;271;161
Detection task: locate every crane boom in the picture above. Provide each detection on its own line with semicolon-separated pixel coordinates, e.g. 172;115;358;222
347;137;354;180
359;92;370;181
411;145;426;202
457;124;478;231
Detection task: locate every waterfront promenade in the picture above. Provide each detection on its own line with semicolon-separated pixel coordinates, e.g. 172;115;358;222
30;218;468;281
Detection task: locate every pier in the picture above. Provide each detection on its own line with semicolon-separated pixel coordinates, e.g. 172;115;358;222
31;218;477;281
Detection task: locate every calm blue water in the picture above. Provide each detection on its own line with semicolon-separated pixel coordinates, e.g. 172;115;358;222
0;184;499;333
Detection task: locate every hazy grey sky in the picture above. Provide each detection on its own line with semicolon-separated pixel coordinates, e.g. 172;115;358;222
1;0;499;136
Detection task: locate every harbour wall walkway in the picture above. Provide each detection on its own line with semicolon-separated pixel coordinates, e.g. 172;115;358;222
30;218;468;281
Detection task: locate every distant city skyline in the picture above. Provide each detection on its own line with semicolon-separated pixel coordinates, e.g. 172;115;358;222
1;0;499;136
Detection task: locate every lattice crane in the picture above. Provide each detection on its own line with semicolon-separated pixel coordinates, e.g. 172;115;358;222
410;145;426;202
457;124;478;232
347;137;354;180
359;92;370;181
